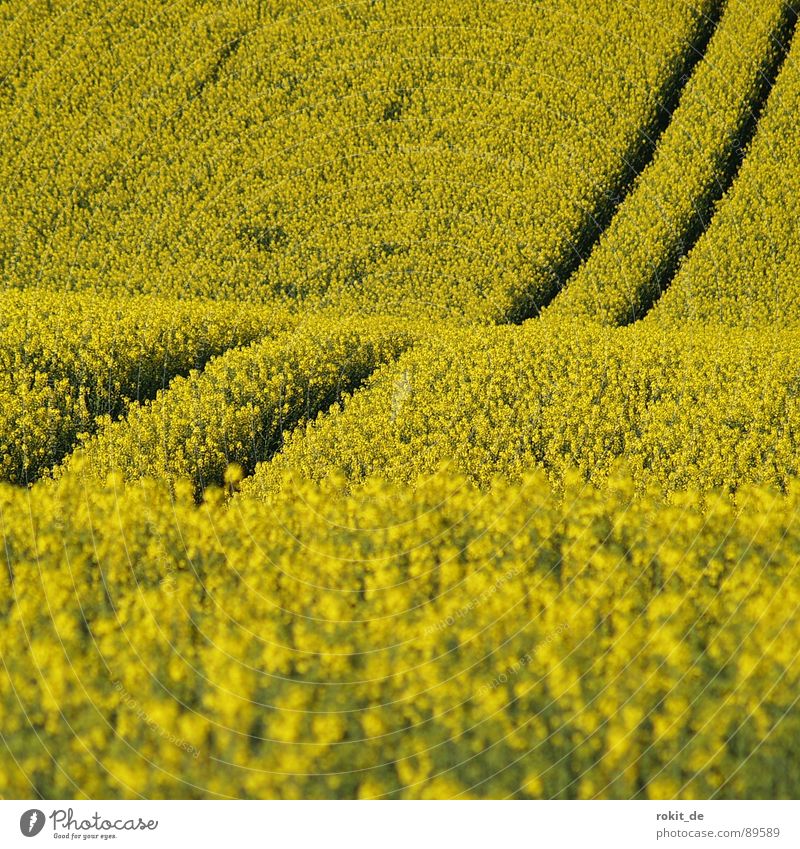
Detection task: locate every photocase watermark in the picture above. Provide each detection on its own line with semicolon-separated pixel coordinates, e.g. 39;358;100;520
391;369;412;421
19;809;45;837
19;807;159;837
477;622;570;697
111;678;200;759
425;564;524;635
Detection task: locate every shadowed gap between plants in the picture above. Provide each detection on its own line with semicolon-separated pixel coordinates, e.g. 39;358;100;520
627;4;800;325
196;344;424;502
509;2;723;324
12;328;292;488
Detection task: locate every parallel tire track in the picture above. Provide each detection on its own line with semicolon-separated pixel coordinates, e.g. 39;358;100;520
514;0;723;322
543;0;797;326
60;316;432;497
0;290;295;485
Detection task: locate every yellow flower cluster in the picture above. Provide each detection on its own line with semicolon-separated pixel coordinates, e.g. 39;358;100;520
2;469;800;798
244;321;800;497
546;0;795;325
65;316;430;494
0;0;716;319
0;366;86;486
0;290;292;483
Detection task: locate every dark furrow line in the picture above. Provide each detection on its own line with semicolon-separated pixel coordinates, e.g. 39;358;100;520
541;1;798;327
510;1;724;324
637;6;799;323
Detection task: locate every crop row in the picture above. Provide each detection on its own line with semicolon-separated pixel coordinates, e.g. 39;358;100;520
243;321;800;498
2;468;800;797
546;0;796;325
0;290;292;483
64;316;431;495
653;2;800;325
1;0;718;319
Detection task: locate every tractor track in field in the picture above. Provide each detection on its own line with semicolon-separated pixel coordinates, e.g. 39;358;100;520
513;0;724;323
637;4;800;323
58;2;728;495
540;0;798;326
30;0;799;496
629;3;799;324
55;318;428;498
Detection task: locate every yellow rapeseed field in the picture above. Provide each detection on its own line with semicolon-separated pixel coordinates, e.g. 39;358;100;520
2;0;800;801
3;470;800;798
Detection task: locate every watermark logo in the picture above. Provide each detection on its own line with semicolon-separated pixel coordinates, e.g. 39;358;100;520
19;809;45;837
391;369;412;421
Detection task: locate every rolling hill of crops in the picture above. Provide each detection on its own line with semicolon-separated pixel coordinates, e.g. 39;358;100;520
2;0;800;800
